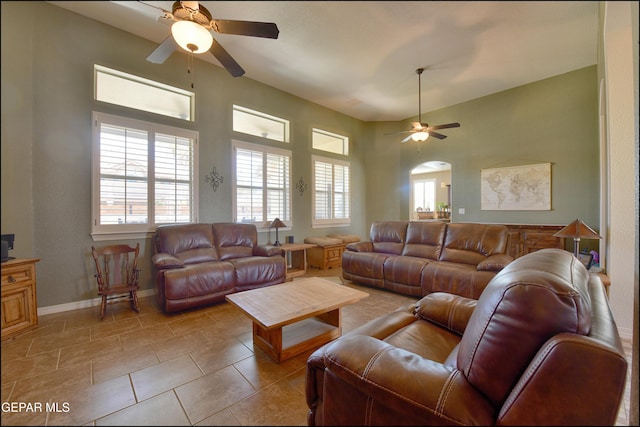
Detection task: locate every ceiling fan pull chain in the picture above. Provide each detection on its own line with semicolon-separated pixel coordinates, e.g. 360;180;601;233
187;52;194;89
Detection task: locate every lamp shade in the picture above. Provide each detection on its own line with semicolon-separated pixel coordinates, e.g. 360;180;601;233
553;219;602;240
171;21;213;54
554;219;601;257
269;218;286;229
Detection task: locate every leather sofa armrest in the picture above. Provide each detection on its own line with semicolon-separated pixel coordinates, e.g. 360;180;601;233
345;241;373;252
306;335;494;426
414;292;477;335
477;253;513;271
151;253;184;269
254;244;285;257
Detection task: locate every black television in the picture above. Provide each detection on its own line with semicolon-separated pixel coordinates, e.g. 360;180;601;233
1;234;15;262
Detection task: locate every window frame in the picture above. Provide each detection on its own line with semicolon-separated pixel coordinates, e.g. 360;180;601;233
91;112;199;241
311;155;351;228
232;105;290;143
232;140;292;230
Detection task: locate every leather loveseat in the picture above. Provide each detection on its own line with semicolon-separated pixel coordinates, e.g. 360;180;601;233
307;248;628;426
151;222;286;313
342;221;513;299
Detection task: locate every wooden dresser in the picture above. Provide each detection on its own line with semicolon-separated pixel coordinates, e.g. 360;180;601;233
503;225;566;259
1;258;39;340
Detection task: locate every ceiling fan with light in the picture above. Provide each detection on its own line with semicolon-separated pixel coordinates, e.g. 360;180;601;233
142;1;279;77
386;68;460;142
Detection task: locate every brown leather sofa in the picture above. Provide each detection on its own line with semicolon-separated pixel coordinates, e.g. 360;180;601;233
307;248;627;426
342;221;513;299
151;222;286;313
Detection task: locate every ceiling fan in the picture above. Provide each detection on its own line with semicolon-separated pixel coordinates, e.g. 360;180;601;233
143;1;279;77
386;68;460;143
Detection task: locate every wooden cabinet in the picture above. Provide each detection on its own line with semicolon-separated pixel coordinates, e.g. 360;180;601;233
307;244;345;270
1;258;39;340
503;225;566;259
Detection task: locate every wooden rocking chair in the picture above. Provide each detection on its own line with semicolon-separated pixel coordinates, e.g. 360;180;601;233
91;243;141;319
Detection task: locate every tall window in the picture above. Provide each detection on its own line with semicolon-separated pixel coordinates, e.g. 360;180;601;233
312;155;350;227
92;112;198;239
233;141;291;226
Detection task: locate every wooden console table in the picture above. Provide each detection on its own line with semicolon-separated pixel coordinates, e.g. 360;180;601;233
1;258;39;340
503;224;566;259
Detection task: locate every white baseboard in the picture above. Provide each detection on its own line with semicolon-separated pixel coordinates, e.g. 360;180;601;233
37;289;156;316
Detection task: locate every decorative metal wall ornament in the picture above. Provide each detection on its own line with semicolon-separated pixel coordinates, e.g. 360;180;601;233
205;167;224;192
295;176;307;195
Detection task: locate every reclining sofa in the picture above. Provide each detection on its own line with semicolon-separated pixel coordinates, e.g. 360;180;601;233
151;223;286;313
307;248;628;426
342;221;513;299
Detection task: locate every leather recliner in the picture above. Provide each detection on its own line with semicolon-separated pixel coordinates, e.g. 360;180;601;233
306;248;627;426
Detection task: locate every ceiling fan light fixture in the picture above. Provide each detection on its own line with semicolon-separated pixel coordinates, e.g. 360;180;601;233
411;131;429;142
171;20;213;54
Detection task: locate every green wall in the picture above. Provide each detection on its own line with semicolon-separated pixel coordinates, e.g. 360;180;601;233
1;2;599;309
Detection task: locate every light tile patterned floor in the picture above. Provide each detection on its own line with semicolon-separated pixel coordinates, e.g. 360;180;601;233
1;268;633;426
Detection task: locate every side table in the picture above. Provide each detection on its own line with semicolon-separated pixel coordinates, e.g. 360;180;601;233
278;243;316;280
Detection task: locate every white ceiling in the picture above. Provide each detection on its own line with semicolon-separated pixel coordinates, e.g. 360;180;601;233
47;1;599;122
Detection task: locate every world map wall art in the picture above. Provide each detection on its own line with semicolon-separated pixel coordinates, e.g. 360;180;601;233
480;163;551;210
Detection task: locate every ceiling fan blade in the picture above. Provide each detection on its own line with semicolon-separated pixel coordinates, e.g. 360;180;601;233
211;20;280;39
146;35;178;64
400;134;414;143
384;129;415;136
429;131;448;140
428;122;460;131
209;38;245;77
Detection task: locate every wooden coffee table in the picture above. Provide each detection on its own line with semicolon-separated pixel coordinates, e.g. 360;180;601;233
225;277;369;363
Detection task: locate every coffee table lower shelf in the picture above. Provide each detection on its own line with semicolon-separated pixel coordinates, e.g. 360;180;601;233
253;310;341;363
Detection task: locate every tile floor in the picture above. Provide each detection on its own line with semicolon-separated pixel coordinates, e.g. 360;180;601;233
1;268;633;426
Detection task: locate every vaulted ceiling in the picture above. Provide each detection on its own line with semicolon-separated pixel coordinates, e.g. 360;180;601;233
47;1;599;122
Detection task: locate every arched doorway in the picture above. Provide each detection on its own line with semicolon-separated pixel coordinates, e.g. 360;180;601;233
409;161;451;220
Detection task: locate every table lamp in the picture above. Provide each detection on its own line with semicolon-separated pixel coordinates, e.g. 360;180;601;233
269;218;286;246
553;218;602;257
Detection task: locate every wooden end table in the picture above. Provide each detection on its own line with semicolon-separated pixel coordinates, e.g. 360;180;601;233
225;277;369;363
278;242;316;280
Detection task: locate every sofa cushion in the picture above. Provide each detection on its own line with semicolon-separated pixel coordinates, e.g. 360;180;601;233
230;256;287;291
155;223;218;264
370;221;408;255
304;236;342;247
327;233;361;244
213;223;256;260
439;223;509;266
401;221;446;259
162;261;235;300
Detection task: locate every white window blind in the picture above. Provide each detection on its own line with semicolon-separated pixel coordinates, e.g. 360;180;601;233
92;112;198;239
233;141;291;226
312;156;350;227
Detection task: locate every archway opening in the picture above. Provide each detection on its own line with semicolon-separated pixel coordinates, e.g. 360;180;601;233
410;161;451;221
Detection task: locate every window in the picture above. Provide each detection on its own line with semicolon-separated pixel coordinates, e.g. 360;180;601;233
233;141;291;227
312;128;349;155
92;112;198;240
233;105;290;143
312;155;350;227
95;65;194;121
413;179;436;212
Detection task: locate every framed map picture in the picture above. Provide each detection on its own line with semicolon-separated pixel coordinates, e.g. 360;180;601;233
481;163;551;210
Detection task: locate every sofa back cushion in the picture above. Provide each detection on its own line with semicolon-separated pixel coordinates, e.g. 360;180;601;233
155;223;218;264
402;221;446;259
213;223;257;260
370;221;408;255
457;248;591;408
439;223;508;266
